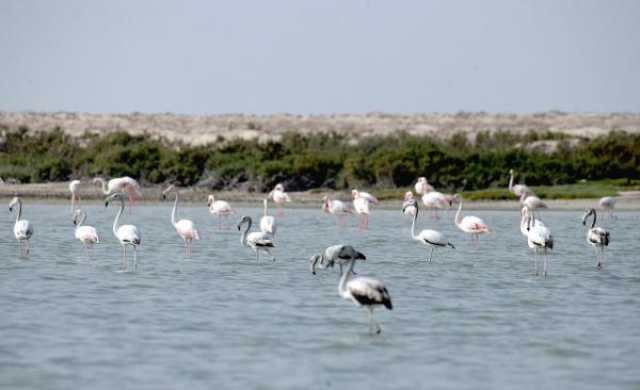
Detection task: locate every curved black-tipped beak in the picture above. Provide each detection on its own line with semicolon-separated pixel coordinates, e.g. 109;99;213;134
104;201;109;208
8;207;12;212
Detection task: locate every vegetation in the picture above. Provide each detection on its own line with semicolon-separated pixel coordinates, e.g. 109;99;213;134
1;126;639;198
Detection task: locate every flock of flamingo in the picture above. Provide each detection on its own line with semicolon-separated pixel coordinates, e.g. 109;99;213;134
6;170;618;333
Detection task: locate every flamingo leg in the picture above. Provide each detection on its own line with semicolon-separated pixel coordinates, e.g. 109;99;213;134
25;240;30;256
533;251;539;276
255;250;259;261
428;246;434;262
122;245;127;269
367;307;381;334
133;246;138;271
543;252;549;278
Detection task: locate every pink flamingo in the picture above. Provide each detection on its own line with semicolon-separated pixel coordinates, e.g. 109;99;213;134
207;194;234;227
508;169;530;197
598;196;616;219
421;191;450;219
454;194;490;243
352;189;377;229
72;209;99;254
162;185;199;257
94;176;142;210
519;190;548;210
269;183;291;216
323;195;352;226
414;177;434;195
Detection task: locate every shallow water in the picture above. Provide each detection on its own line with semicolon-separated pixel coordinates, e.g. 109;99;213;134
1;203;639;389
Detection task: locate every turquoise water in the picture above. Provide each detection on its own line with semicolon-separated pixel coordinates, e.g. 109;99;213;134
1;204;639;389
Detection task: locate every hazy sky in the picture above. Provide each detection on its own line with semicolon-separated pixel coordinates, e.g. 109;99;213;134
1;0;639;114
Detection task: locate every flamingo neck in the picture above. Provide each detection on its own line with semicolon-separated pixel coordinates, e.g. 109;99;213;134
509;172;514;191
338;258;355;298
240;219;251;246
410;204;419;240
77;211;87;228
263;199;268;216
590;210;597;228
113;199;124;237
171;192;179;227
455;201;463;225
15;199;22;223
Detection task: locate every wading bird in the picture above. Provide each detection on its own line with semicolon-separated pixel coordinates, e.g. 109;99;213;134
309;244;366;275
207;194;234;226
523;205;553;277
404;199;455;262
9;196;33;257
338;256;392;334
105;193;141;268
260;198;277;237
269;183;290;216
414;177;434;195
598;196;616;219
72;209;99;252
582;208;610;269
352;189;377;229
322;195;352;226
69;180;81;212
421;191;451;219
94;176;142;209
454;195;490;242
520;206;545;237
237;216;275;261
162;185;199;257
508;169;530;198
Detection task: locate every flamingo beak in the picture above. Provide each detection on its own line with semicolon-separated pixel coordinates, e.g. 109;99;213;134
8;207;12;212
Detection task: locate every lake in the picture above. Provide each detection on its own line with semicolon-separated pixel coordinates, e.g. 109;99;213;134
1;203;639;389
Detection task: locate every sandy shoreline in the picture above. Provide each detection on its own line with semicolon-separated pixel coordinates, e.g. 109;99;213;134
2;182;639;210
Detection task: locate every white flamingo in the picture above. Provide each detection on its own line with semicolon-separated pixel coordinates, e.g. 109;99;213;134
414;177;434;195
162;185;199;256
338;257;393;334
508;169;530;197
237;216;275;261
402;192;417;217
523;205;553;277
310;244;366;275
520;191;548;210
207;194;234;226
404;199;455;262
582;208;610;269
94;176;142;209
105;193;141;268
69;180;81;212
421;191;451;219
9;196;33;256
454;195;490;242
352;189;377;229
269;183;291;215
72;209;100;251
260;198;277;237
598;196;616;219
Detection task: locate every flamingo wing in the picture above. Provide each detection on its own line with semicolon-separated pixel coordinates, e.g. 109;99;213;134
347;277;392;310
118;225;141;245
14;220;33;240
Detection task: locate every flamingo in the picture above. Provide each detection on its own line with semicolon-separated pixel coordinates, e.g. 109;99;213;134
269;183;291;216
454;195;490;242
523;205;553;277
260;198;277;237
421;191;451;219
310;244;366;275
207;194;234;226
237;216;275;261
404;199;455;262
94;176;142;209
402;192;417;217
338;256;393;334
520;191;548;210
352;189;377;229
598;196;616;219
72;209;100;251
414;177;434;195
508;169;530;197
322;195;352;226
8;196;33;257
582;208;610;269
162;185;199;256
69;180;81;212
105;193;141;268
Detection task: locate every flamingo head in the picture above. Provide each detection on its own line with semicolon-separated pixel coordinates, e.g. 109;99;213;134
404;191;414;201
449;193;461;207
274;183;284;192
351;189;359;199
309;254;322;275
105;192;125;207
161;184;175;200
402;199;418;214
72;209;84;226
417;177;426;184
509;169;514;175
321;196;330;212
8;196;20;212
207;195;214;207
237;215;251;230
